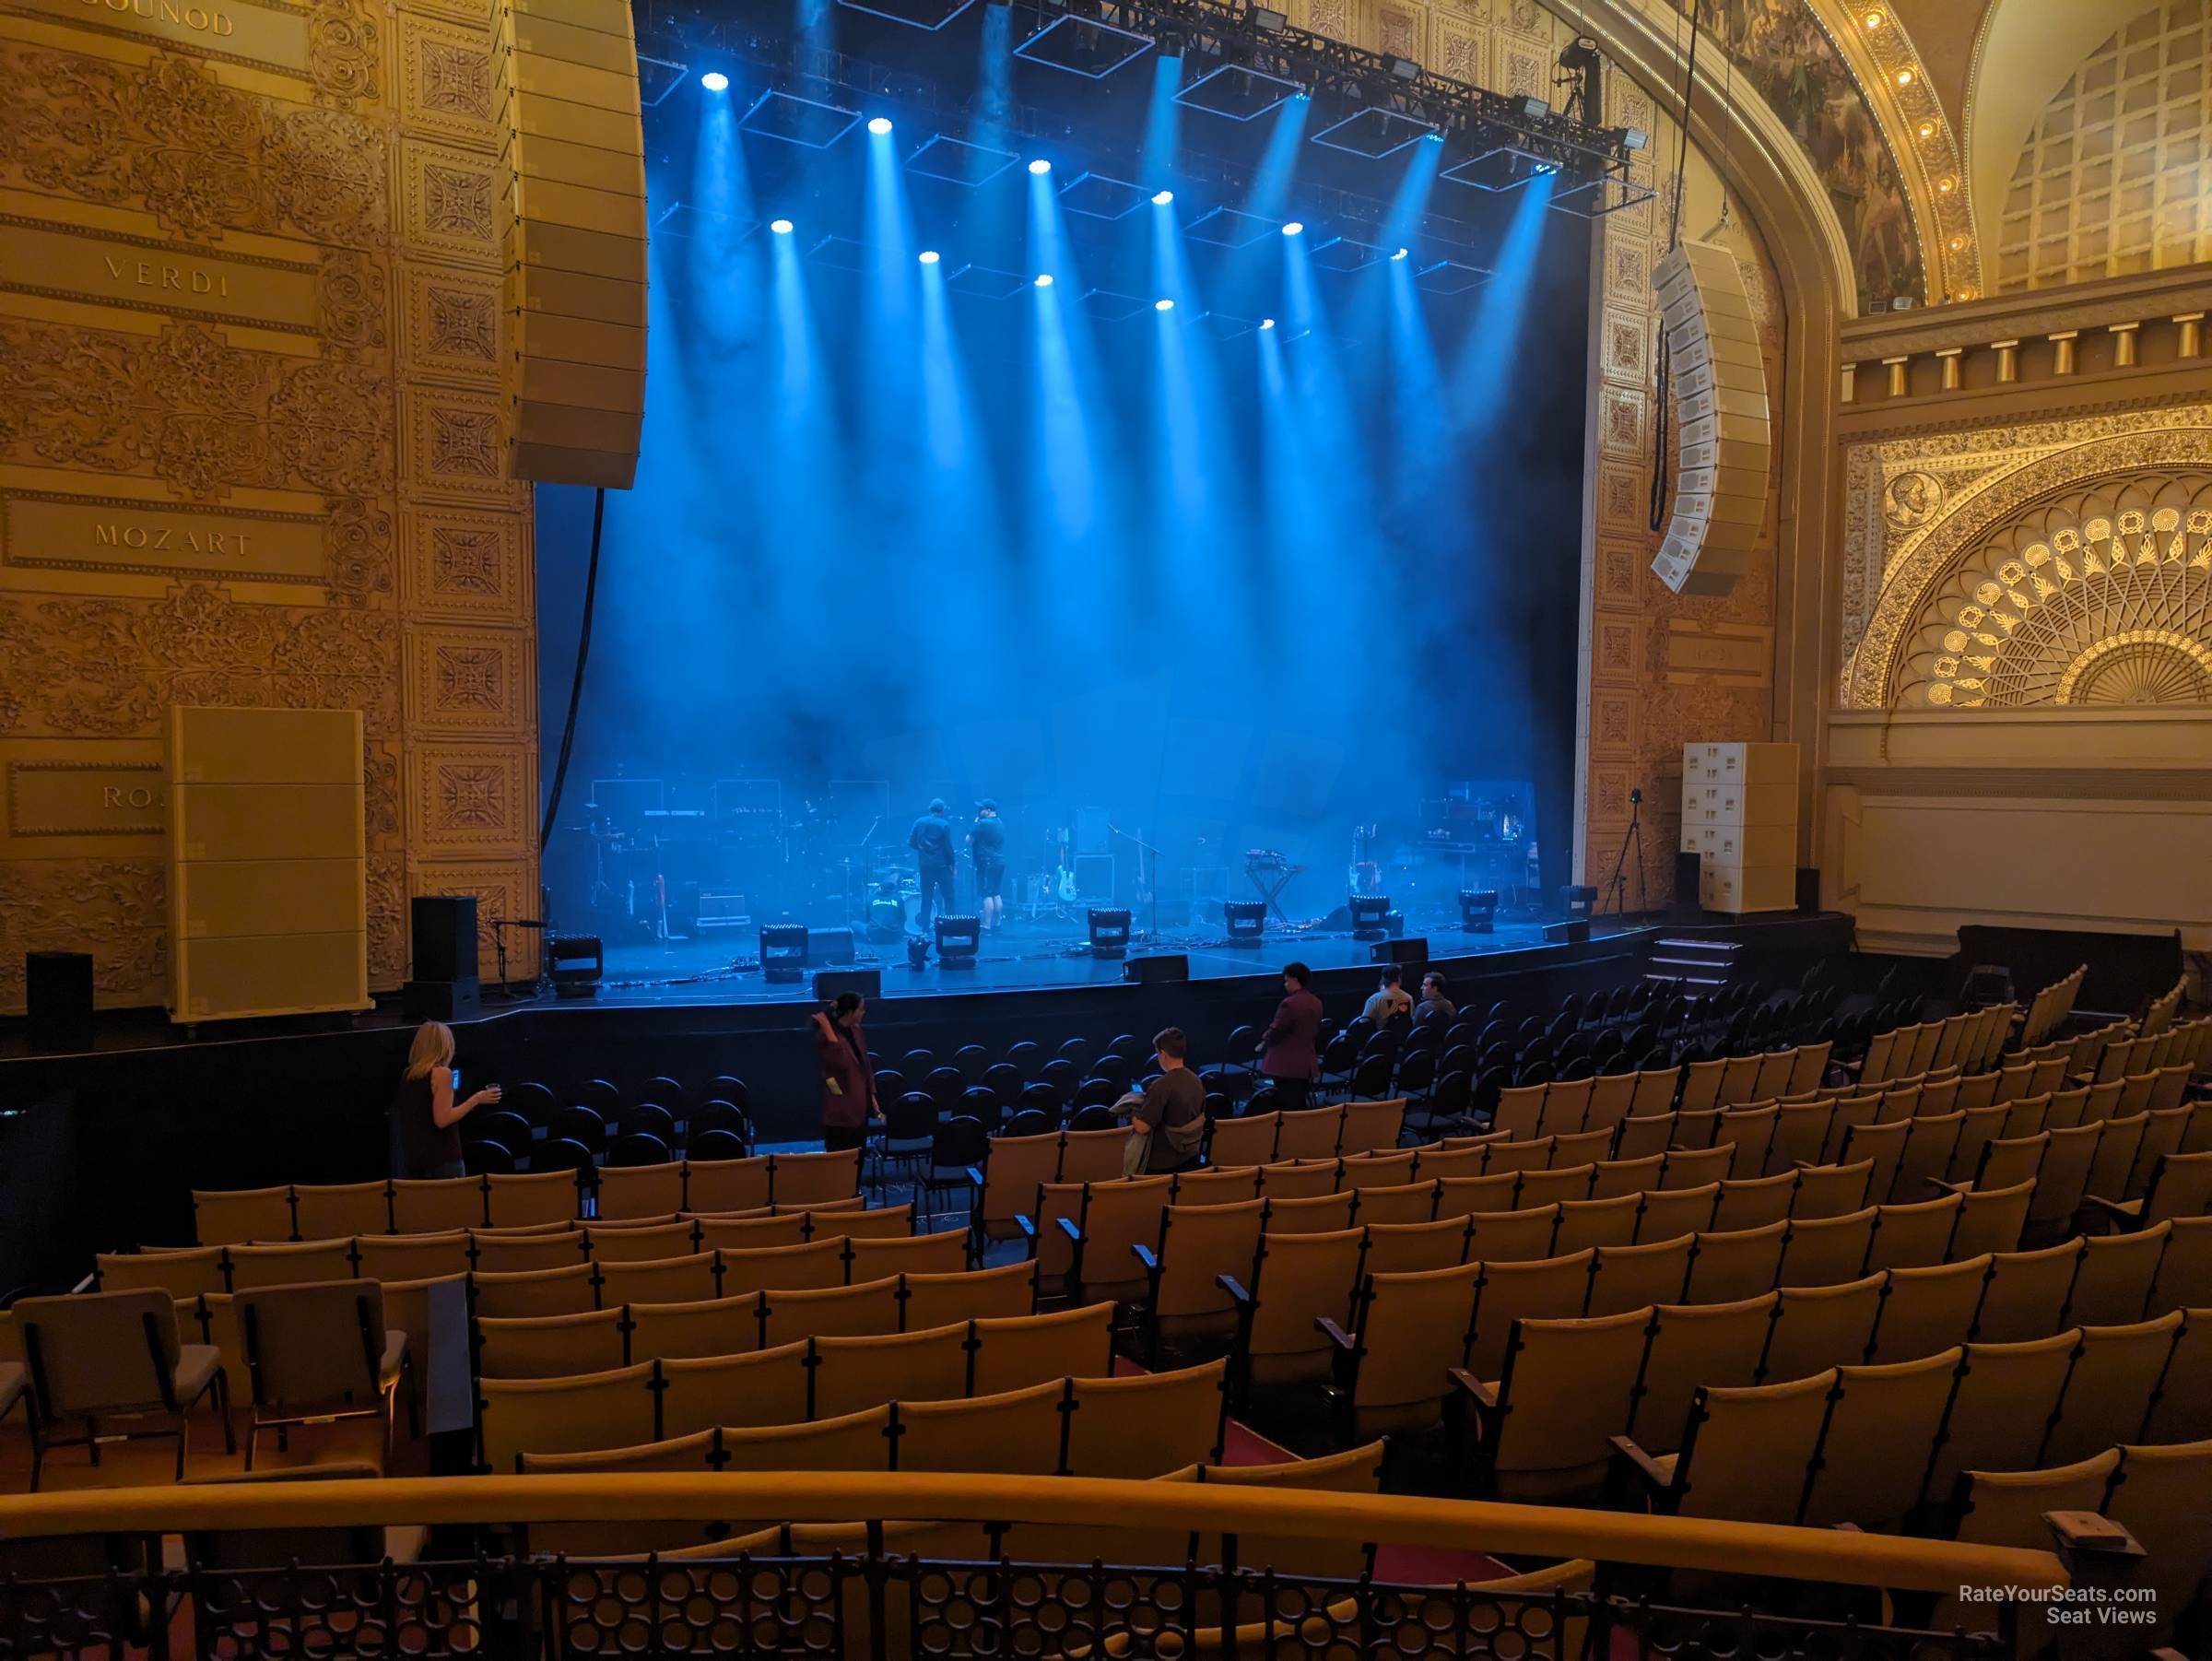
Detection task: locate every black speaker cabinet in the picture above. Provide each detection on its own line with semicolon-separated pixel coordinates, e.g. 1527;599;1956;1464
1672;852;1704;919
26;950;94;1052
806;927;857;965
1543;919;1592;945
1370;937;1429;967
1124;954;1189;984
1795;867;1821;913
813;969;882;1002
402;976;480;1021
410;895;478;983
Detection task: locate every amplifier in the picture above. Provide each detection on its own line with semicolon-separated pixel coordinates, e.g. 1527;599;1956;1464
697;892;748;929
813;969;881;1002
806;927;856;965
1073;854;1115;901
1543;920;1592;945
1371;937;1428;966
1124;954;1189;984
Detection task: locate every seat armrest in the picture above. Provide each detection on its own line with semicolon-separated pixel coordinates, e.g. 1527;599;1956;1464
1055;1216;1083;1246
963;1166;985;1187
1447;1368;1499;1411
1316;1315;1358;1352
2077;1195;2139;1230
1013;1214;1036;1241
1131;1243;1159;1271
1217;1274;1252;1306
1606;1433;1673;1499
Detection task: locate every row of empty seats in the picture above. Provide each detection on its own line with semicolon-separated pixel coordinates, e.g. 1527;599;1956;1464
1854;1006;2017;1085
1274;1213;2212;1437
189;1149;864;1244
1466;1281;2209;1502
484;1351;1230;1481
1609;1318;2206;1537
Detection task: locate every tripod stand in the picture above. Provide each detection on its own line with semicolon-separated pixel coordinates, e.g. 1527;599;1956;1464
1111;824;1162;942
1602;791;1646;918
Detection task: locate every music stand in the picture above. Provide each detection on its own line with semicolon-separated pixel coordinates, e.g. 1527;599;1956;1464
486;915;548;1002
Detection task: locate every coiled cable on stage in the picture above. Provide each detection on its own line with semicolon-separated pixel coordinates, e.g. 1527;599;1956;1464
539;486;606;854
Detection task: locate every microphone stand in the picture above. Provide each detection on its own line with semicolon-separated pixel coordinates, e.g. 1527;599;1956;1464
1110;824;1163;943
1603;793;1645;918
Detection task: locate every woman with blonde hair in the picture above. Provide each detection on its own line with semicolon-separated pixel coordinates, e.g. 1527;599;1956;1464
392;1020;501;1179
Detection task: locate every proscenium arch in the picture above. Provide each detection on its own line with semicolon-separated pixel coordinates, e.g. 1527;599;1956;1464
1851;426;2212;708
1570;0;1861;787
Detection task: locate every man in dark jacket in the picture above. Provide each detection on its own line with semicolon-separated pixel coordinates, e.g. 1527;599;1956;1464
1256;961;1323;1110
810;993;881;1151
909;798;958;931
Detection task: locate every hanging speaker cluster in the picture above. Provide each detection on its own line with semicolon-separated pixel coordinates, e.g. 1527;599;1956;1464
499;0;649;488
1650;239;1770;595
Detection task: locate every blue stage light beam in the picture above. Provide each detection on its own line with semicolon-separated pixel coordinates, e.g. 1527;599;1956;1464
1385;251;1449;524
1453;169;1554;431
1026;159;1113;586
1142;53;1183;183
1243;94;1311;220
861;112;924;478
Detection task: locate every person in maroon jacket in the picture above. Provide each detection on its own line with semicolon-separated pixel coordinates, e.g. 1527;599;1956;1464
810;992;882;1151
1255;961;1324;1111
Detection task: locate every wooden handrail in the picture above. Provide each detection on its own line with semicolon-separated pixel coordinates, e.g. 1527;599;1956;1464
0;1473;2065;1596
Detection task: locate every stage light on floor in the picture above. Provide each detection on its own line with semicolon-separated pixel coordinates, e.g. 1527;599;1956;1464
1033;272;1054;287
935;914;981;966
1459;889;1500;934
1154;297;1174;311
1151;188;1173;205
1348;894;1392;940
1224;900;1267;944
867;116;893;135
918;249;940;264
1088;909;1132;958
770;218;794;234
1281;219;1304;236
1029;158;1053;174
700;70;729;92
759;922;809;983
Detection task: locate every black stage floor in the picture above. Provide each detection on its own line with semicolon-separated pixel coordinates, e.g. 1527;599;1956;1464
574;903;1610;1007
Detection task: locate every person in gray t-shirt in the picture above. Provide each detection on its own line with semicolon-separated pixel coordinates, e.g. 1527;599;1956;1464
1126;1027;1206;1172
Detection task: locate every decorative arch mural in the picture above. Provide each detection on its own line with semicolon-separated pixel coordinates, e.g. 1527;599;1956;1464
1840;407;2212;708
1894;475;2212;708
1663;0;1924;307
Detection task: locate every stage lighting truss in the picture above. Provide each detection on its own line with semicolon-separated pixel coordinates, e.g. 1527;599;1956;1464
834;0;976;30
739;88;864;148
1441;141;1560;191
905;132;1023;188
1414;257;1490;296
1310;103;1436;158
1078;287;1153;322
1057;171;1153;221
1175;60;1302;121
945;263;1030;300
1308;233;1386;272
806;233;871;271
1183;205;1282;248
1542;136;1659;218
637;54;690;108
1196;309;1261;340
653;202;757;243
1015;12;1154;79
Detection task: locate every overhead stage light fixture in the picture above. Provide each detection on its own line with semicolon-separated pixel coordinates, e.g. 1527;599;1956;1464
1014;12;1154;79
918;249;941;264
1154;297;1174;311
1251;6;1288;30
1281;219;1304;236
1033;273;1054;287
867;116;893;135
698;70;729;93
769;218;794;235
1176;61;1300;122
1151;189;1174;206
1029;158;1053;174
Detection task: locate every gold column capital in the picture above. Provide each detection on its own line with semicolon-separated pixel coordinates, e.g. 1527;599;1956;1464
2175;313;2206;359
1990;338;2021;383
1882;354;1911;397
1935;347;1964;390
2048;331;2080;375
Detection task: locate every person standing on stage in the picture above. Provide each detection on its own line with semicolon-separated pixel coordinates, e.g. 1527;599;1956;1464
1361;964;1412;1025
969;799;1006;934
810;992;882;1152
1255;961;1324;1111
909;797;958;932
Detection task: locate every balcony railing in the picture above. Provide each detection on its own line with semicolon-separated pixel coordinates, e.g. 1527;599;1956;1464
0;1471;2066;1659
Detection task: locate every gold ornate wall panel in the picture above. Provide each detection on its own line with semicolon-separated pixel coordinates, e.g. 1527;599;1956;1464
1992;0;2212;295
1580;80;1791;908
0;0;550;1008
1838;403;2212;710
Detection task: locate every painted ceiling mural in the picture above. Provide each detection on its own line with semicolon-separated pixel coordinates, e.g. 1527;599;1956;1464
1665;0;1924;307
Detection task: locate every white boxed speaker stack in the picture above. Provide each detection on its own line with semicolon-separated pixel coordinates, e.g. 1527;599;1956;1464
1680;742;1799;913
